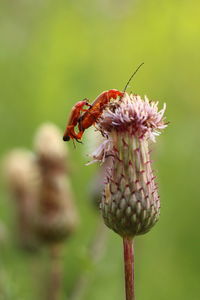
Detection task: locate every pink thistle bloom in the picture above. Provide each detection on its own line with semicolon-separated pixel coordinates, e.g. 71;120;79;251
90;93;167;237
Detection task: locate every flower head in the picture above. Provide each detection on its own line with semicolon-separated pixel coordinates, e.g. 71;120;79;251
90;93;167;237
99;93;166;140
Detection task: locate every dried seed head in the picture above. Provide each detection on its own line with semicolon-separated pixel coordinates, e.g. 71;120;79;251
3;149;40;250
90;93;167;238
34;123;69;169
4;149;39;195
34;123;78;244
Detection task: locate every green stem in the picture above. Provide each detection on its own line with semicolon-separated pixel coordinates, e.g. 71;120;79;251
123;237;134;300
46;244;63;300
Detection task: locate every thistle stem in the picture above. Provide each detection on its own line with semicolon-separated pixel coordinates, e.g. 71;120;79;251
123;237;134;300
46;243;63;300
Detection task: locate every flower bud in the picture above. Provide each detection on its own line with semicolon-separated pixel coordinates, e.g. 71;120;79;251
91;93;167;238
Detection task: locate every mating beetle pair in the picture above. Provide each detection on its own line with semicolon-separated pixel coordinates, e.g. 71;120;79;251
63;89;124;143
63;63;144;144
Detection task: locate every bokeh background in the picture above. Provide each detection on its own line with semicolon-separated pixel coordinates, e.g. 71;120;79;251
0;0;200;299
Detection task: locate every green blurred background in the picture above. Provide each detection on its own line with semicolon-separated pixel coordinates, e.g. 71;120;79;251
0;0;200;299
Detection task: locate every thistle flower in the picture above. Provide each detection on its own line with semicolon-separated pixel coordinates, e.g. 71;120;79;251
34;123;78;244
90;93;167;238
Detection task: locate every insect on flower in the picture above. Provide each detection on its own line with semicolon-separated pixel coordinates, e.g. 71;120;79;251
77;89;124;136
63;90;124;144
63;63;144;144
63;100;91;143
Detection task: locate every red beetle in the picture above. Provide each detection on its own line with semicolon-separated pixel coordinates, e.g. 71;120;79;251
63;100;91;142
63;89;123;143
63;63;144;144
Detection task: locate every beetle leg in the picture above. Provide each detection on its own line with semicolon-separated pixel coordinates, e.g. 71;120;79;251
64;125;81;141
75;139;83;144
76;130;84;140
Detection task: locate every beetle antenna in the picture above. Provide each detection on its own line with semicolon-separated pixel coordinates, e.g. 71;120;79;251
123;62;144;92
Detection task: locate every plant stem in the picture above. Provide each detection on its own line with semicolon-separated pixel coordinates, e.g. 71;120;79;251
47;243;63;300
123;237;134;300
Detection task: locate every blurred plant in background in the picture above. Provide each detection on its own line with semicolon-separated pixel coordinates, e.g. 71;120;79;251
3;124;79;300
34;123;78;245
34;123;78;300
1;0;200;299
4;150;39;251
